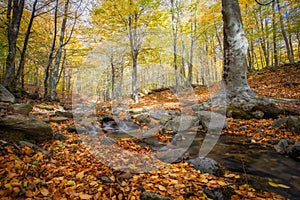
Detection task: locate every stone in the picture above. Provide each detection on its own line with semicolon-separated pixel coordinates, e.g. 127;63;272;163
156;148;187;163
12;103;33;115
287;142;300;158
257;125;266;132
150;110;169;120
272;117;288;128
274;139;289;154
54;132;69;141
55;111;73;118
238;125;247;131
0;84;15;103
272;116;300;134
163;115;198;132
49;117;69;123
0;115;53;143
196;111;227;131
66;126;87;134
187;157;221;175
134;114;151;124
252;110;264;119
140;192;171;200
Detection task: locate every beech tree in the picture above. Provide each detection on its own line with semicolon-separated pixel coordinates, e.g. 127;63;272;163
193;0;299;118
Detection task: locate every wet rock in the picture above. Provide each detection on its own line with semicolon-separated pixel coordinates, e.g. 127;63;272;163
49;117;69;123
187;157;221;175
150;110;169;120
54;132;69;141
35;104;54;111
128;108;144;114
140;192;171;200
55;111;73;118
163;115;198;132
252;110;264;119
196;111;227;131
0;115;52;143
0;84;15;103
156;148;187;163
257;125;266;132
12;103;33;115
133;114;151;124
274;139;289;154
238;125;247;131
73;139;82;144
66;126;87;134
204;186;234;200
272;116;300;134
287;142;300;158
141;127;159;138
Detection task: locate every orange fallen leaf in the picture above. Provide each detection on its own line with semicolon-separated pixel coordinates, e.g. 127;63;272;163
79;193;93;199
40;187;50;196
158;185;167;191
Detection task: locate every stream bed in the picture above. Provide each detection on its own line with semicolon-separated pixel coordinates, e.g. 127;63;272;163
188;135;300;199
108;130;300;199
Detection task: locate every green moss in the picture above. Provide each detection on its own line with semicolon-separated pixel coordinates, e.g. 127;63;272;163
227;105;252;119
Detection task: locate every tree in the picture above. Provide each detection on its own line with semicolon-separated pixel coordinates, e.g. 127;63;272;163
193;0;298;119
221;0;254;99
93;0;160;103
3;0;25;91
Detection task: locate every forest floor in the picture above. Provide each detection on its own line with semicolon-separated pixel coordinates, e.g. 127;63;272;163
0;62;300;200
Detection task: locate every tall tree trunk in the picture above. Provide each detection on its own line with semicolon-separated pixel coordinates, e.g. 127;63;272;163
16;0;38;89
272;1;278;67
110;55;115;100
277;0;294;64
170;0;179;91
44;0;58;98
3;0;25;91
128;14;139;103
50;0;70;100
117;61;124;99
188;1;198;85
221;0;253;98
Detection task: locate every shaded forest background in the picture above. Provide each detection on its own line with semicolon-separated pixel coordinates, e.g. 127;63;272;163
0;0;299;102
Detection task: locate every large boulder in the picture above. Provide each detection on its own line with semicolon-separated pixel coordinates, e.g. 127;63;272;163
0;84;15;103
0;115;53;143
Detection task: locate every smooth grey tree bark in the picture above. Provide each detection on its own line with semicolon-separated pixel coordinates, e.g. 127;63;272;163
221;0;254;99
193;0;299;118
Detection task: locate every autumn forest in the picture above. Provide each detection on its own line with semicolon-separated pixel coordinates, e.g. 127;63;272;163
0;0;300;199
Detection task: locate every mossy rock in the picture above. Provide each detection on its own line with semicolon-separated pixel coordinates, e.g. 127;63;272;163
226;105;252;119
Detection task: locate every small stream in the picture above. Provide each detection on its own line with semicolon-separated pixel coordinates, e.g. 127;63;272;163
108;130;300;199
188;135;300;199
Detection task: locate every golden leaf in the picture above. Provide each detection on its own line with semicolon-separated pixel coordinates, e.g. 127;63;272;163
40;187;50;196
158;185;167;191
76;171;85;179
268;181;279;187
79;193;93;200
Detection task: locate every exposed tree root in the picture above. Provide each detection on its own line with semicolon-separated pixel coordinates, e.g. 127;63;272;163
193;89;299;119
